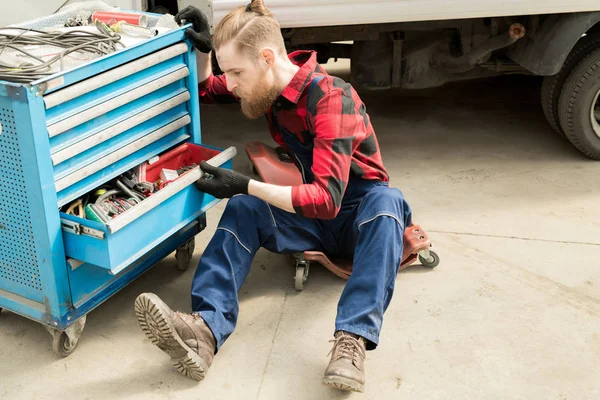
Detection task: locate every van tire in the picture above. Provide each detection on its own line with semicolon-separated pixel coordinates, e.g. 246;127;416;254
558;48;600;160
541;33;600;138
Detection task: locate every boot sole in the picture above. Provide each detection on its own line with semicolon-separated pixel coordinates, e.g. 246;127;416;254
134;293;208;381
323;375;365;393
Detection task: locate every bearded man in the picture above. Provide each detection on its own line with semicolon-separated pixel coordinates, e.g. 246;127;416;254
135;0;413;393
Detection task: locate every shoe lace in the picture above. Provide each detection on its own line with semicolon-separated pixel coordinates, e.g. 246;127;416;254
327;334;366;365
191;313;203;322
175;311;203;321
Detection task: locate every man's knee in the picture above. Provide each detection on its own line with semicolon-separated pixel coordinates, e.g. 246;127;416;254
362;186;407;210
358;186;412;228
222;195;265;221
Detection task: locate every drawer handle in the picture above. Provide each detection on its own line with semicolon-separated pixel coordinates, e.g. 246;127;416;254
106;146;238;234
51;91;191;166
47;67;190;138
43;42;189;109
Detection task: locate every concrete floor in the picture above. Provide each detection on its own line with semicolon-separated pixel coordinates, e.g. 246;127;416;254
1;62;600;400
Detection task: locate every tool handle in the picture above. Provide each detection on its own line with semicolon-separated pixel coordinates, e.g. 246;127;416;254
114;22;158;37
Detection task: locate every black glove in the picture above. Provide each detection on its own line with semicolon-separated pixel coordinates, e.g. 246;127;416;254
175;6;213;53
195;161;250;199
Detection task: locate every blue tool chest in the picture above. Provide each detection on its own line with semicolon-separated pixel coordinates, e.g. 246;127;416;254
0;10;232;356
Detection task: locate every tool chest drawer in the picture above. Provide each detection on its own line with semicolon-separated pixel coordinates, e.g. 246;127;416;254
46;42;196;207
60;143;234;275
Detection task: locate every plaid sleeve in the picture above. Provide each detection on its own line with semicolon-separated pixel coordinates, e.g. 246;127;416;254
291;78;370;219
198;73;239;104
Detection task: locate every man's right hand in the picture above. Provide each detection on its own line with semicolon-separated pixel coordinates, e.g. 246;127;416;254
175;6;213;54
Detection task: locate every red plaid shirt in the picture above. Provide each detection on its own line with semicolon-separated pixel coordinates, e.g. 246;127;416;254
198;50;389;219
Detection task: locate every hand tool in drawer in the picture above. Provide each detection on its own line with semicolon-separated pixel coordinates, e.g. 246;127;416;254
65;199;85;218
72;175;148;223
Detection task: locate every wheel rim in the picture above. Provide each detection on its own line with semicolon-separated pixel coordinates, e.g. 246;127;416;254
64;337;75;352
60;332;76;353
592;88;600;139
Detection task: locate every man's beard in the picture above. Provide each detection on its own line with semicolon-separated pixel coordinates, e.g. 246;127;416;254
237;73;280;120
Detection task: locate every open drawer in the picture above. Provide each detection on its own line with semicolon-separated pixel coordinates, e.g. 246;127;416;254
59;143;235;275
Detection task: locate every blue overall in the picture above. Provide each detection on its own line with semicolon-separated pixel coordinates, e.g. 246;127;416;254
191;78;412;351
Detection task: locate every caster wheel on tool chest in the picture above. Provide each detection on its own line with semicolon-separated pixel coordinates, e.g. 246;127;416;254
175;239;196;271
46;315;87;357
52;332;79;357
418;249;440;268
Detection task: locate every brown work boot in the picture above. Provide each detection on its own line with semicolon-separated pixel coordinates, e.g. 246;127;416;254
323;331;367;392
134;293;216;381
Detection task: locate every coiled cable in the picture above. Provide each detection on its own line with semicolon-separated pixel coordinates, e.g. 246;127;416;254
0;26;122;83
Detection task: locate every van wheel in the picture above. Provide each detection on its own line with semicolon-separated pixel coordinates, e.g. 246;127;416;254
541;33;600;138
558;48;600;160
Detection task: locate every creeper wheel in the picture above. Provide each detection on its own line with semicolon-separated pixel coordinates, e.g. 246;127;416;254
418;249;440;268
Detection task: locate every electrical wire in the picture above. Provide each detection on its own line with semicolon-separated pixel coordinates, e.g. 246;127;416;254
54;0;72;13
0;26;122;83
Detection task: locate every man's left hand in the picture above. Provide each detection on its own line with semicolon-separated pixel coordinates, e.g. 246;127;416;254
175;6;213;54
195;161;251;199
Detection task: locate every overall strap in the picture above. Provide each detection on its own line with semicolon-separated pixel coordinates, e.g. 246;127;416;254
308;75;325;99
305;74;325;130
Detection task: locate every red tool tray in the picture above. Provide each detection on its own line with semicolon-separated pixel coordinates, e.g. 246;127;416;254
141;142;221;183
